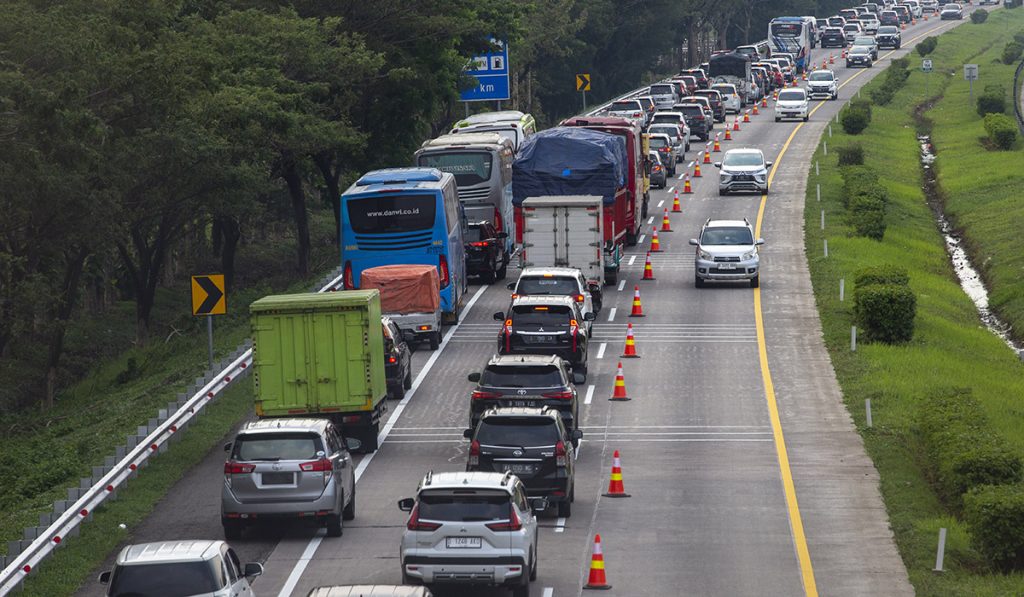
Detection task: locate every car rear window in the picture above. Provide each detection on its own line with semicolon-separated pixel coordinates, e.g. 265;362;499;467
649;126;679;138
702;227;754;246
511;304;573;326
516;276;577;296
649;137;669;149
610;101;641;111
679;106;704;116
482;365;563;387
477;417;560;446
109;562;221;596
649;84;675;95
777;90;806;101
233;432;323;461
417;490;510;522
652;115;682;125
465;227;483;242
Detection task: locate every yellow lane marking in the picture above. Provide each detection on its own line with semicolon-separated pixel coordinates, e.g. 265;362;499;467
752;19;957;597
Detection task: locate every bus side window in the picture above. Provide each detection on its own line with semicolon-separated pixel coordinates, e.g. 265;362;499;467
444;186;459;234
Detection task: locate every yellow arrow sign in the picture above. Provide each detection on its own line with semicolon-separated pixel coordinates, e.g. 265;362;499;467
576;73;591;92
191;274;226;316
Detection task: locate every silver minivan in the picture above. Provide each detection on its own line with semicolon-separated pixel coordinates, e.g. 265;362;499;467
221;419;359;538
99;540;263;597
647;83;679;110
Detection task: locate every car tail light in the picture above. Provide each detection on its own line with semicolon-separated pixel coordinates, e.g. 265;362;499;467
388;356;397;364
493;208;503;233
542;391;574;400
343;261;354;290
510;293;519;300
569;319;578;352
439;255;450;289
224;461;255;475
633;112;641;118
555;441;568;467
575;294;584;303
407;503;442;532
469;241;490;247
471;390;500;400
469;440;480;466
653;165;662;173
504;319;513;352
486;505;522;531
299;458;333;472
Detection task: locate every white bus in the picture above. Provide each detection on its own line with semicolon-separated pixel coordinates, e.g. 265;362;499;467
768;17;813;73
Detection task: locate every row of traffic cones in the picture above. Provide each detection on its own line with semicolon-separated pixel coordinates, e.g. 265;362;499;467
585;451;631;589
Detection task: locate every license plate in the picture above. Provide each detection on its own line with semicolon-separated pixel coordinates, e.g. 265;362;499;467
522;335;554;344
502;400;531;407
261;472;293;485
446;537;482;549
717;263;736;270
501;463;536;475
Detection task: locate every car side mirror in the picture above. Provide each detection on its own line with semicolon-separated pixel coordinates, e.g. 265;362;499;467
497;232;508;239
468;372;481;383
530;498;549;512
243;562;264;578
506;282;516;290
398;498;415;512
98;571;111;584
223;442;232;452
463;428;475;439
493;311;505;321
584;312;596;321
572;371;586;385
756;238;765;245
713;162;722;168
765;161;774;167
344;437;362;452
688;239;699;246
587;282;601;292
571;429;584;441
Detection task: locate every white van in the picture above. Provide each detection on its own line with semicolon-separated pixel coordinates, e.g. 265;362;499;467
450;110;536;152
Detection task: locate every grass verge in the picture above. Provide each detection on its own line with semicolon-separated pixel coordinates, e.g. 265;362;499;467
804;8;1024;595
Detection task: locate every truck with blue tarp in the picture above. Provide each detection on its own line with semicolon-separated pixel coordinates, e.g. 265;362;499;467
512;127;631;285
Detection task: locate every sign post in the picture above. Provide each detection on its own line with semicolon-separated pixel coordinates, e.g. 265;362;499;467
963;64;978;98
191;274;226;368
922;59;932;96
576;73;591;111
460;39;510;109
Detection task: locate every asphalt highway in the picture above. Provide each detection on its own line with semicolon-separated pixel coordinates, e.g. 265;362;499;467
76;13;975;597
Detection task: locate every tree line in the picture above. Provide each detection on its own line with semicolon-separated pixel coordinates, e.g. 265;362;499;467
0;0;838;410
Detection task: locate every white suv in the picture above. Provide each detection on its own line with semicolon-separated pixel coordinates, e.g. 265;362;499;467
774;87;809;122
99;540;263;597
806;69;839;100
398;471;546;596
689;218;765;288
509;267;601;336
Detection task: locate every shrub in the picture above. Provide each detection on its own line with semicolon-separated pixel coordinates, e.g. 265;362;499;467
854;265;909;288
917;37;938;56
1016;31;1024;44
836;143;864;166
971;8;989;23
1003;41;1024;65
850;193;887;240
854;283;915;342
841;107;870;134
984;113;1019;150
976;84;1006;116
841;165;881;207
869;58;911;105
964;484;1024;571
849;99;872;120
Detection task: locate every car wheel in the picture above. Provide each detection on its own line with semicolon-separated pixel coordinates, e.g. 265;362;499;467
558;498;572;518
775;116;781;122
695;275;705;288
750;274;760;288
324;513;343;537
512;580;530;597
575;363;588;382
530;548;538;581
222;519;243;541
718;187;726;196
482;262;496;284
404;366;413;389
429;331;440;350
401;572;421;586
803;115;809;122
391;381;405;400
343;487;356;520
605;268;617;286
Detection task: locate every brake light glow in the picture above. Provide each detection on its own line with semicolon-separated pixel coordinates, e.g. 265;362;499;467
533;306;549;311
542;391;574;400
555;441;568;467
439;255;450;288
343;261;354;290
486;505;522;531
407;503;442;532
469;241;490;247
224;462;255;475
471;390;500;400
570;319;578;351
469;440;480;466
299;458;332;472
504;319;513;352
575;294;584;303
388;356;397;364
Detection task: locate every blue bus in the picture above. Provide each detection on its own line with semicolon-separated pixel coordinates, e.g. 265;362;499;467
340;168;467;322
768;17;813;73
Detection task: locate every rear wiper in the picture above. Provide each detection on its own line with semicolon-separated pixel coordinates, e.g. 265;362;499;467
249;457;281;462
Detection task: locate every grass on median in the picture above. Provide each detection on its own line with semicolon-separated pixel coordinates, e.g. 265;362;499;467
804;8;1024;595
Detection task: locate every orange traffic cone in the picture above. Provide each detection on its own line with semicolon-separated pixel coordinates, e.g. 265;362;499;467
822;59;827;70
621;323;640;357
650;227;662;252
693;161;702;177
761;95;768;108
773;90;779;101
733;117;740;131
801;71;807;81
743;110;750;123
584;534;612;590
752;103;760;116
611;361;631;400
724;127;732;141
629;286;644;318
841;48;847;59
702;148;711;164
682;175;693;194
672;189;682;212
661;209;672;232
602;450;631;497
712;135;721;152
829;53;835;64
901;21;905;30
641;252;655;281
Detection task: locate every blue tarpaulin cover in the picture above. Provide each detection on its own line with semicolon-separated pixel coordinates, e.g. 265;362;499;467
513;127;626;206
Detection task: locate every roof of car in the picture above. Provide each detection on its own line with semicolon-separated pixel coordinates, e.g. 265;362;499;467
510;295;577;307
117;540;222;565
519;267;582;278
306;587;432;597
487;354;563;367
239;418;332;435
705;219;753;229
724;147;764;155
419;471;518;492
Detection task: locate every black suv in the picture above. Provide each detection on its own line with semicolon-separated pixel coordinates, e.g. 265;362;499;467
383;317;413;400
875;26;901;49
679;68;709;89
467;354;583;429
675;103;710;141
820;27;847;48
693;89;725;122
464;407;582;517
494;296;592;378
465;220;509;283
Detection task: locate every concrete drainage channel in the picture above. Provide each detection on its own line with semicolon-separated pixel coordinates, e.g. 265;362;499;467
0;268;345;594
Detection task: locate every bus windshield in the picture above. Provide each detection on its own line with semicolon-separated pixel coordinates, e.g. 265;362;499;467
418;152;493;186
347;194;436;234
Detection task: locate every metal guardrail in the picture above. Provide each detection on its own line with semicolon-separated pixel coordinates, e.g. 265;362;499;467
1014;56;1024;135
0;269;345;594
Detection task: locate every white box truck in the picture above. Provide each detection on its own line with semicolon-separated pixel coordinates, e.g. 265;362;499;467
520;196;613;284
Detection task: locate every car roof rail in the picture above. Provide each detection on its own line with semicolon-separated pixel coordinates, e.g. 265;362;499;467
501;471;515;486
424;470;433;486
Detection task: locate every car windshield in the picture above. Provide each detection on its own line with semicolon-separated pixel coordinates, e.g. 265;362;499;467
809;72;834;81
723;152;764;167
481;365;563;387
778;91;805;101
417;490;510;522
851;47;871;55
511;304;572;326
233;433;323;461
477;417;560;446
516;276;577;296
109;562;221;596
701;227;755;246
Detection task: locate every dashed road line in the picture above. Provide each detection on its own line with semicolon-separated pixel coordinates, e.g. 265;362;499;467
607;307;617;322
584;385;595;405
617;280;626;291
596;342;607;359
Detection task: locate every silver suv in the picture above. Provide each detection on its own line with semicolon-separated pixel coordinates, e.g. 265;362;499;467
689;218;765;288
397;471;546;596
716;148;772;195
99;540;263;597
221;418;360;538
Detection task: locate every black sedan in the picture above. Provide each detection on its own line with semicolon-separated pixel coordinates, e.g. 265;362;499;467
383;317;413;399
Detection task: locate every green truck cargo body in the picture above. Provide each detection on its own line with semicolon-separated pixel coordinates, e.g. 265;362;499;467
250;290;387;451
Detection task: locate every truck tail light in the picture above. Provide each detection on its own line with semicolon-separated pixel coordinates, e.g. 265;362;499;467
469;241;490;247
439;255;450;289
407;503;442;532
224;461;255;475
469;440;480;466
343;261;354;290
555;441;568;467
388;356;397;364
486;505;522;532
569;319;578;352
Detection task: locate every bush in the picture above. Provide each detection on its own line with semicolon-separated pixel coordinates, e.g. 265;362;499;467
854;265;909;288
869;58;911;106
854;283;915;342
984;113;1019;150
976;84;1006;116
849;99;872;120
1016;31;1024;44
841;107;870;134
971;8;989;23
964;484;1024;571
917;37;938;56
850;193;887;240
1003;41;1024;65
841;165;881;207
836;143;864;166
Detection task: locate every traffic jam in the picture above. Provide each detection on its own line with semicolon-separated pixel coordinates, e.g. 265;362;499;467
89;3;960;596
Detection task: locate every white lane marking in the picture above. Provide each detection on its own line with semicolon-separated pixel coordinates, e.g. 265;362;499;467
584;385;595;405
647;216;654;224
382;437;774;444
638;234;646;244
276;284;490;597
543;587;554;597
667;186;675;193
617;280;626;292
554;519;566;534
596;342;607;359
657;200;664;207
580;425;770;429
607;307;617;322
628;255;636;266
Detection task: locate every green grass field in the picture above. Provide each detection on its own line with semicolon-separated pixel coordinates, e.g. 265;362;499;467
804;8;1024;594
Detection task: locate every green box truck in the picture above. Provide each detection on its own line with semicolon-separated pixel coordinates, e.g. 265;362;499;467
250;290;388;451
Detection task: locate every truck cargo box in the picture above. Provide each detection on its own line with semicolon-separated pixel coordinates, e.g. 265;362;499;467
359;265;440;315
521;196;606;284
512;127;627;207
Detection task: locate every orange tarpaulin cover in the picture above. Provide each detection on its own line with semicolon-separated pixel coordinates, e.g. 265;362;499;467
360;265;440;314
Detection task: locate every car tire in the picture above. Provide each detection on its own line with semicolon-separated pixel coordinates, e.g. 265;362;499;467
575;363;588;382
529;548;538;581
324;513;343;537
343;487;356;521
750;274;760;288
558;498;572;518
803;115;809;122
401;572;421;586
429;331;440;350
360;423;380;453
512;580;530;597
497;257;508;281
222;519;243;541
775;117;781;122
391;381;405;400
482;264;496;284
605;268;617;286
404;366;413;389
695;275;705;288
718;188;726;196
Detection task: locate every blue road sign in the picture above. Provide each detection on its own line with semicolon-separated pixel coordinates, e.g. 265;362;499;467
460;39;510;102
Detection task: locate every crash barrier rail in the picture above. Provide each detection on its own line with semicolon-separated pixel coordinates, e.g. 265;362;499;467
0;268;345;595
1014;56;1024;135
